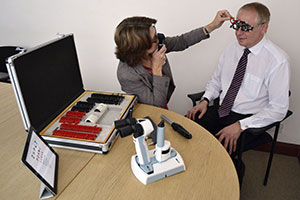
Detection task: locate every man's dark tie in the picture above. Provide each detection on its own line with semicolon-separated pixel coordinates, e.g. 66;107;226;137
218;48;251;118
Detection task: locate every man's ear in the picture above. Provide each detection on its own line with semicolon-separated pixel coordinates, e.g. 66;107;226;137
262;23;269;34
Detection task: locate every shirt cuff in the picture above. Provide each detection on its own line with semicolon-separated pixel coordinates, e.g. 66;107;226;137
200;96;210;104
239;118;251;130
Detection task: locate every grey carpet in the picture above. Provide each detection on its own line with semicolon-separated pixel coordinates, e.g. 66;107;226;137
241;150;300;200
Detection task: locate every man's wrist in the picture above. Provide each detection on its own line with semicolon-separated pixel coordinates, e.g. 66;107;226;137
237;121;243;132
239;120;249;131
200;97;210;105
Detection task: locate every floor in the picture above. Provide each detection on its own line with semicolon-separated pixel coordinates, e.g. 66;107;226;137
240;150;300;200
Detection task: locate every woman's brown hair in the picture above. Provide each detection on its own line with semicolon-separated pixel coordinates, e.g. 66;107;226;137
114;16;157;67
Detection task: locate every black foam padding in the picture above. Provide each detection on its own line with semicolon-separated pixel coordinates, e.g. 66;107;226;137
87;93;124;105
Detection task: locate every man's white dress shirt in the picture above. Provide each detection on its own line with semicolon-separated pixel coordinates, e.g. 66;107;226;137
203;36;290;130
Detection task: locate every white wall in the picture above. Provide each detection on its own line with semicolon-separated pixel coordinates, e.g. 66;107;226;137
1;0;299;145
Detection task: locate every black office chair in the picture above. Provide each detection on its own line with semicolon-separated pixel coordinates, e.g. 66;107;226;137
0;46;24;83
187;91;293;187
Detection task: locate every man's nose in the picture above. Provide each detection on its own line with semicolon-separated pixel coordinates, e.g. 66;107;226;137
236;28;244;35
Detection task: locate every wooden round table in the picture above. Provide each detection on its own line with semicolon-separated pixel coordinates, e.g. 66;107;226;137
56;103;240;200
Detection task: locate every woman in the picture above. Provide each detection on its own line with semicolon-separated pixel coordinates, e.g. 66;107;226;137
114;10;230;108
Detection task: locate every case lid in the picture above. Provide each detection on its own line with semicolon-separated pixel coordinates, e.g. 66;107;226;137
9;35;84;132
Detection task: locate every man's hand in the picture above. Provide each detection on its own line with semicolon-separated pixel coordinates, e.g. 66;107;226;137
216;122;242;154
187;100;208;120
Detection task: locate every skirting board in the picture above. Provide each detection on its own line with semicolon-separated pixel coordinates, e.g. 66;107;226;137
255;142;300;163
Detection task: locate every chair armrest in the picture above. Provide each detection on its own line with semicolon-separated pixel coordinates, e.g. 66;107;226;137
245;110;293;136
187;91;205;107
246;123;279;136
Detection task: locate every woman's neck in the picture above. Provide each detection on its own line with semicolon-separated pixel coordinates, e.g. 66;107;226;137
141;59;152;68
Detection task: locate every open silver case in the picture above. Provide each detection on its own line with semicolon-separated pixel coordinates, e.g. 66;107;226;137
7;34;137;154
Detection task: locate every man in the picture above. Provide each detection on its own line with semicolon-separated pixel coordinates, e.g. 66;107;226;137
187;2;290;155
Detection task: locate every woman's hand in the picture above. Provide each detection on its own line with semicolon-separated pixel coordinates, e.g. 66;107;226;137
205;10;232;33
151;45;167;76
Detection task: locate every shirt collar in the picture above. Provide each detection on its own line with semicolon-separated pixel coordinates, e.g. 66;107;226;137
248;36;266;56
237;36;266;56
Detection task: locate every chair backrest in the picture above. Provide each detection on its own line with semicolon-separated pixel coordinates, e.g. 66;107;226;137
0;46;23;73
